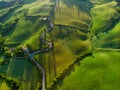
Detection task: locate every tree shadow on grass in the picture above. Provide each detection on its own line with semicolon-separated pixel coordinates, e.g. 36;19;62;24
50;0;93;16
61;0;93;14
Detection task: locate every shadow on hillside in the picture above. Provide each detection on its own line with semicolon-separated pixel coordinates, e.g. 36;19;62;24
62;0;93;14
50;0;93;16
0;5;22;23
54;25;89;41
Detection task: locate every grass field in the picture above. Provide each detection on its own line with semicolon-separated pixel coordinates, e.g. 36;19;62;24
3;0;53;49
0;55;41;90
0;0;120;90
91;1;117;35
0;0;93;89
0;81;10;90
32;0;92;87
54;0;92;29
34;25;91;88
92;21;120;49
48;1;120;89
51;51;120;90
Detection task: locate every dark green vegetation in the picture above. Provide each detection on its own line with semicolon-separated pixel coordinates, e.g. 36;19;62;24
0;0;120;90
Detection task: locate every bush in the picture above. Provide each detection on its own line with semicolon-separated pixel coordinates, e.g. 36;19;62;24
14;46;25;57
4;51;12;58
0;59;4;64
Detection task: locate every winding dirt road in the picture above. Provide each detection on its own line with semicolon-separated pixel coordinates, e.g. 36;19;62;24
23;16;54;90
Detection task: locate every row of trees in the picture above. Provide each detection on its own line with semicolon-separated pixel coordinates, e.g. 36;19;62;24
0;34;5;50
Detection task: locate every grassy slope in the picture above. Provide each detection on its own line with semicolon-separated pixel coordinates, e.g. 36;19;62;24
51;51;120;90
5;16;47;49
55;0;92;29
0;55;41;90
0;81;10;90
92;21;120;49
51;0;120;89
91;1;120;49
43;26;91;87
91;1;117;35
1;0;120;90
1;0;92;89
3;0;53;48
36;0;92;87
53;0;92;70
0;0;53;89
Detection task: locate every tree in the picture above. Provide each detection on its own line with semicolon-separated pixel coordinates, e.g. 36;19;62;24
4;51;11;58
14;46;25;57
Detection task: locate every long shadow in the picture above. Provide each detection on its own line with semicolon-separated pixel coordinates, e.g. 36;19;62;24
55;0;93;16
2;18;19;36
0;0;24;9
92;13;120;49
0;5;22;23
102;16;120;33
50;0;93;16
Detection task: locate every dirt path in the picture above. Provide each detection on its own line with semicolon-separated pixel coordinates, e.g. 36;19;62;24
22;1;58;90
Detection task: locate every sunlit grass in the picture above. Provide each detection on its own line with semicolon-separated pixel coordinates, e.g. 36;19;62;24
52;51;120;90
91;1;117;34
92;21;120;49
0;81;10;90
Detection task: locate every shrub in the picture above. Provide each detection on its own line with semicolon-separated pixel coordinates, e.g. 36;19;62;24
0;59;4;64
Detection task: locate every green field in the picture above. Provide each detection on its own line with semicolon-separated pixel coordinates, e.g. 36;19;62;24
0;81;10;90
0;55;41;90
51;51;120;90
54;0;92;29
0;0;120;90
92;21;120;49
0;0;92;89
91;1;118;35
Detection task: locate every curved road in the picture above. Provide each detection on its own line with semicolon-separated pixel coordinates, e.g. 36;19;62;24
23;16;54;90
18;0;57;90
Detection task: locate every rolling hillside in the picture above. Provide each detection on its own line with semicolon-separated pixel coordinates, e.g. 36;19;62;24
0;0;120;90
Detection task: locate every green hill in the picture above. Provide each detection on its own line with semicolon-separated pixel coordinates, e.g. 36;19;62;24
0;0;120;90
51;51;120;90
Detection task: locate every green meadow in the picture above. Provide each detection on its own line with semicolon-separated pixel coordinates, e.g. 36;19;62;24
51;51;120;90
0;55;41;90
0;0;120;90
0;81;10;90
91;1;118;35
92;21;120;49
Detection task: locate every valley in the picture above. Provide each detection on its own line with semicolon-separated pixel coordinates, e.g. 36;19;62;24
0;0;120;90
